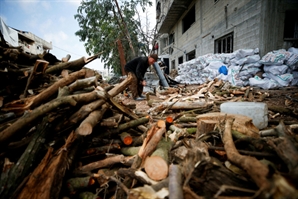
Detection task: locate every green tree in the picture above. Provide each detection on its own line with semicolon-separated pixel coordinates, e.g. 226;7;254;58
74;0;153;75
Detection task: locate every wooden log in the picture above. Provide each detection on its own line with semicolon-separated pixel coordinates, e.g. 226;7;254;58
144;156;168;181
0;116;52;198
138;121;166;160
2;69;87;114
45;56;90;74
168;164;183;199
222;118;271;196
106;116;150;136
75;103;110;136
16;131;77;199
150;100;214;114
109;97;139;119
67;176;95;194
56;73;132;130
0;89;106;147
196;112;259;138
61;54;71;62
266;121;298;180
268;105;297;117
117;168;158;185
23;59;49;98
78;154;131;173
68;76;98;93
120;132;133;145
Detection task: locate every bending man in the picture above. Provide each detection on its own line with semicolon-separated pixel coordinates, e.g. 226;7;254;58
125;54;158;101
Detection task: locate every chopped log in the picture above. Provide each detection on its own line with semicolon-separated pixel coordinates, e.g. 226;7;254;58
138;121;166;160
0;89;106;147
62;54;71;63
106;116;150;136
150;100;213;114
2;69;87;114
23;59;49;98
56;73;132;130
78;155;132;173
222;118;271;196
75;103;110;136
68;76;98;93
0;116;52;198
45;56;91;74
196;112;259;138
165;116;174;128
120;132;133;145
168;164;183;199
268;105;297;117
144;156;168;181
16;131;77;199
176;116;197;123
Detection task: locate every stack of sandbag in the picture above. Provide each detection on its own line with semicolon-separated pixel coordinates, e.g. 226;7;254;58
175;47;298;89
249;48;298;89
175;48;260;86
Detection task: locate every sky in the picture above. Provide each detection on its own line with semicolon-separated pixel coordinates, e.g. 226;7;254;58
0;0;155;72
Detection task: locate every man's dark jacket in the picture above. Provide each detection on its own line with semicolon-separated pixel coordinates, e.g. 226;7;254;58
124;57;149;81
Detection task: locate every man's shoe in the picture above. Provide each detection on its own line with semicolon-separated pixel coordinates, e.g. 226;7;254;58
134;97;145;101
139;94;146;99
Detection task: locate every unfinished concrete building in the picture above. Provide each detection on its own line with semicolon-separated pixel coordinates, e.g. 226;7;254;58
154;0;298;73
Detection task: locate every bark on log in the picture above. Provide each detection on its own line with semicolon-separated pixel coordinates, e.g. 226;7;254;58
56;73;132;130
16;131;77;199
222;118;271;196
120;132;133;145
45;57;85;74
75;103;110;136
168;164;183;199
0;116;52;198
23;59;49;98
138;122;166;161
196;112;259;138
106;116;150;136
0;89;106;148
150;100;213;114
78;154;132;173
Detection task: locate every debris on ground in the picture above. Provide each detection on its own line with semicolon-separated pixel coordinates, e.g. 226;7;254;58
0;45;298;199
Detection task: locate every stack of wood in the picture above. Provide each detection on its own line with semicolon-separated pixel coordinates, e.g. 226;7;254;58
0;46;298;199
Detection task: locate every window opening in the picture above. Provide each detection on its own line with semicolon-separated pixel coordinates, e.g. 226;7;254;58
182;5;195;33
186;50;196;61
214;32;233;53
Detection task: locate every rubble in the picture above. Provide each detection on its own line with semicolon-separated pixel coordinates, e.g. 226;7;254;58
0;45;298;199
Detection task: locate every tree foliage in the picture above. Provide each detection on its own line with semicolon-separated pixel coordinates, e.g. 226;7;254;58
74;0;153;75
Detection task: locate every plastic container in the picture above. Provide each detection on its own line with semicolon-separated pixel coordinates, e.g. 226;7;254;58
220;102;268;129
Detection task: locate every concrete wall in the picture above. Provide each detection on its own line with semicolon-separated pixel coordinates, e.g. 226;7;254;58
157;0;298;72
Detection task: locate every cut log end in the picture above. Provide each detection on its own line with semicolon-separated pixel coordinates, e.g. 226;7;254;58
144;156;168;181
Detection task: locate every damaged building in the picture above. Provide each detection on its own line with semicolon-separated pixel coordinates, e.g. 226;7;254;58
154;0;298;73
0;17;52;55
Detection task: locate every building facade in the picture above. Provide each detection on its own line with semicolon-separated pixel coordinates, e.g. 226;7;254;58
155;0;298;72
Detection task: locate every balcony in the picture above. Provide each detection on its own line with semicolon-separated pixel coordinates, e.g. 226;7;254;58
158;0;193;33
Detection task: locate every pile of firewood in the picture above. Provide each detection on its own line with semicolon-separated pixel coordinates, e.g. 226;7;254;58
0;45;298;199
